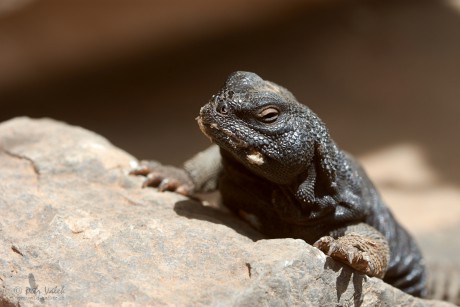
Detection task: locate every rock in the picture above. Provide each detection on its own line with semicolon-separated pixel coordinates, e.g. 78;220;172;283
0;117;453;306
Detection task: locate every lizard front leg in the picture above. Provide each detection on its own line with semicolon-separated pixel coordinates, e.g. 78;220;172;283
314;223;390;278
130;144;222;195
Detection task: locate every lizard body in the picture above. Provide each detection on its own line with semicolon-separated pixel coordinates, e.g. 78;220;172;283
133;71;427;297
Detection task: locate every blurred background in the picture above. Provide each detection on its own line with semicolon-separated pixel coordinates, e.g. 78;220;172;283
1;0;459;291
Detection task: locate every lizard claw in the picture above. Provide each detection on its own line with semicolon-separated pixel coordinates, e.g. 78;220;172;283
130;160;195;196
130;164;158;176
158;178;183;192
327;241;338;256
142;173;163;188
346;250;355;264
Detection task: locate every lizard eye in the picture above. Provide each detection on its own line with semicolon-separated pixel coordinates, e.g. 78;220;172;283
257;107;279;123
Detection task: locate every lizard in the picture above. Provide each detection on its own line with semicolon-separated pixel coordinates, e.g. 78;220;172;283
131;71;428;298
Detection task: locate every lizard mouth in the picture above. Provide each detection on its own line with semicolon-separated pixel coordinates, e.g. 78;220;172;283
196;115;248;149
196;113;265;166
196;116;214;142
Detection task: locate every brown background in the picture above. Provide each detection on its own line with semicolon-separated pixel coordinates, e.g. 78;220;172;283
1;0;459;264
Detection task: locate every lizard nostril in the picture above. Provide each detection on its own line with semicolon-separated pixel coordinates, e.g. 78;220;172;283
216;102;229;115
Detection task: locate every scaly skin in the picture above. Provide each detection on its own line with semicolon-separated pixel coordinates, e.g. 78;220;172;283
132;71;428;297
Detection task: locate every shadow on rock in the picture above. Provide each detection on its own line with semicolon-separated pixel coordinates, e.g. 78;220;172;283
173;199;265;241
325;257;364;306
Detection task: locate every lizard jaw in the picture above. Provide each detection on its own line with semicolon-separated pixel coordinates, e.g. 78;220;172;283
197;112;264;165
196;116;214;142
196;115;249;149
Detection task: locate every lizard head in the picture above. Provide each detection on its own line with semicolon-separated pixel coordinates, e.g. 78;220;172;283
197;71;321;185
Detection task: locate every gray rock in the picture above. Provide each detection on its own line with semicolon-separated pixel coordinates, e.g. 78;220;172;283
0;117;453;306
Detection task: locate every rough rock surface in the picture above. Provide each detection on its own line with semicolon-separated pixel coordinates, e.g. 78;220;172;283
0;117;454;306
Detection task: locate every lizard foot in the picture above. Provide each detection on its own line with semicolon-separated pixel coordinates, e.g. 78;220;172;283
313;234;387;278
130;160;194;196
